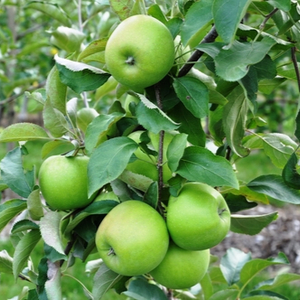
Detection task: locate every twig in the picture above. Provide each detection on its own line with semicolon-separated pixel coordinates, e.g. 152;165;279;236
291;46;300;93
178;25;218;78
260;8;279;31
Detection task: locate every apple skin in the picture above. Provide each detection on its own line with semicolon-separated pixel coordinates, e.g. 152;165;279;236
95;200;169;276
105;15;175;92
77;107;99;133
167;182;231;250
150;242;210;289
39;155;92;211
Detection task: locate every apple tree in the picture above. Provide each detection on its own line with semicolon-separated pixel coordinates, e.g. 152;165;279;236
1;0;300;299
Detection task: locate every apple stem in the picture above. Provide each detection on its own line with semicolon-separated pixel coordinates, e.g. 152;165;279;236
125;56;135;65
108;247;116;256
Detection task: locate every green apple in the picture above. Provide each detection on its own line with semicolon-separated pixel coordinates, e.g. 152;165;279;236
150;242;210;289
123;94;140;116
105;15;175;92
95;200;169;276
167;182;231;250
77;107;99;133
39;155;93;210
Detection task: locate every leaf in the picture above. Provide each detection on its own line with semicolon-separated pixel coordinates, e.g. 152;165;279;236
45;261;62;300
220;248;252;285
13;229;41;280
167;133;188;172
0;199;27;233
123;278;168;300
27;188;44;221
25;1;71;26
0;250;13;274
11;219;40;234
143;182;158;209
45;65;67;114
240;253;289;285
78;38;107;63
216;37;276;81
256;273;300;290
64;200;119;236
267;0;291;11
209;288;239;300
212;0;252;44
173;76;209;118
0;123;49;142
177;146;239;189
92;262;125;299
180;0;213;47
282;152;300;189
43;97;69;138
88;137;138;197
40;211;67;258
0;147;35;198
85;112;123;154
247;174;300;204
55;55;110;93
230;212;278;235
41;140;75;159
223;85;250;157
135;95;179;134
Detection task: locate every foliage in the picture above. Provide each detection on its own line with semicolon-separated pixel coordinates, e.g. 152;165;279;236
1;0;300;299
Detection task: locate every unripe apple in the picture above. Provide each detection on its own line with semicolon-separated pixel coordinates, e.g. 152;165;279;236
95;200;169;276
77;107;99;133
150;242;210;289
167;182;231;250
39;155;93;210
105;15;175;92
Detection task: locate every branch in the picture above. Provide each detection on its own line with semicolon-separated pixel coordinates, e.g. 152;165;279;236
291;46;300;92
178;25;218;78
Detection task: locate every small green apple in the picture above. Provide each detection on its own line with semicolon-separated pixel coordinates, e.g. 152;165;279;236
95;200;169;276
150;242;210;289
167;182;231;250
95;191;119;202
105;15;175;92
39;155;93;210
77;107;99;133
123;94;140;116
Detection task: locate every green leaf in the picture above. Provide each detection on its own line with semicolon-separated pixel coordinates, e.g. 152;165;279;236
282;152;300;189
45;260;62;300
180;0;213;47
223;85;249;157
64;200;119;236
27;189;44;221
55;55;110;93
177;146;239;188
88;137;138;197
240;253;289;285
257;273;300;290
230;212;278;235
215;37;276;81
43;97;69;138
123;277;168;300
0;147;35;198
144;182;158;209
92;262;125;299
25;1;71;26
135;95;179;134
267;0;291;11
220;247;252;285
109;0;133;20
213;0;252;44
0;199;27;233
40;211;67;258
247;174;300;204
13;229;41;280
173;76;209;118
0;250;13;274
209;288;239;300
85;112;123;154
11;219;40;234
167;133;188;172
50;26;86;53
0;123;49;142
78;38;107;63
46;65;67;114
41;140;75;159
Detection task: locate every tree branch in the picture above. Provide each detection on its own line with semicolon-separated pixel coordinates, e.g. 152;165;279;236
291;46;300;92
178;25;218;78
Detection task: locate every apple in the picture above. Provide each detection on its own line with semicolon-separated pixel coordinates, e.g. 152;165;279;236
105;15;175;92
125;130;176;184
39;155;93;210
95;200;169;276
150;242;210;289
123;94;140;116
77;107;99;133
167;182;231;250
